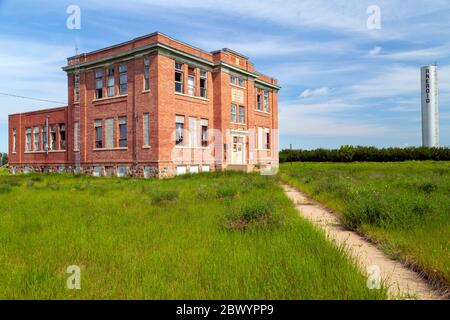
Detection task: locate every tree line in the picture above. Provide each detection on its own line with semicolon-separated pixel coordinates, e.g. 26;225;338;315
280;146;450;163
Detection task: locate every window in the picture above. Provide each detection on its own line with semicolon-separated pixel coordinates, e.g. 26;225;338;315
43;125;48;151
95;120;103;148
230;75;245;87
74;122;80;151
256;89;262;111
33;127;40;151
143;113;150;147
201;119;208;147
105;118;114;148
25;128;31;151
59;124;66;150
189;117;197;147
199;70;207;98
257;127;263;149
175;62;184;93
107;67;115;97
264;89;269;112
13;129;16;153
50;125;57;150
230;104;237;123
175;115;184;146
118;116;127;148
144;56;150;91
74;72;80;102
265;129;271;150
187;67;195;96
119;64;127;95
95;70;103;99
238;106;245;124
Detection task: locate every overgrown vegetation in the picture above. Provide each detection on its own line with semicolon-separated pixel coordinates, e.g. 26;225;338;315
0;171;385;299
280;161;450;287
280;146;450;163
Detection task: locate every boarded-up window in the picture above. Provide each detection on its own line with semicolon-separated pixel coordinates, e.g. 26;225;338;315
143;113;150;147
105;118;114;148
74;122;80;151
257;127;263;149
189;117;197;147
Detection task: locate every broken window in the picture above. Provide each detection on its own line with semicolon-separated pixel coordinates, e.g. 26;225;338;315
25;128;31;152
143;113;150;147
119;116;127;148
187;67;196;96
201;119;208;147
95;120;103;148
175;115;184;146
74;72;80;102
119;64;127;95
256;89;262;111
175;62;184;93
199;70;207;98
107;67;115;97
33;127;40;151
59;124;66;150
50;125;57;150
144;56;150;91
95;70;103;99
43;125;48;151
264;89;269;112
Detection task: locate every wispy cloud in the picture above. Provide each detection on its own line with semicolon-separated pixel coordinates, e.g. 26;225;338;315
299;87;332;99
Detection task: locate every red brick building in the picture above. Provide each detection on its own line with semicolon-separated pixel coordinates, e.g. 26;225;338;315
8;32;280;177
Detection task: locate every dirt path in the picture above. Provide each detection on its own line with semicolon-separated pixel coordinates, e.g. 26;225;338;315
281;183;440;300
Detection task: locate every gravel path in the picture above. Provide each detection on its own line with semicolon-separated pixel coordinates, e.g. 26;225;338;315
282;183;441;300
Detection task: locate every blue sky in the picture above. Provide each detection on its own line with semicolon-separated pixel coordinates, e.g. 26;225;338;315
0;0;449;153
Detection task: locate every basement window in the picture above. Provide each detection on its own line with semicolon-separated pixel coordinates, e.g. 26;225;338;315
119;64;127;95
25;127;31;152
95;70;103;99
95;120;103;148
59;124;66;150
118;116;127;148
199;70;207;98
175;62;184;93
107;67;115;97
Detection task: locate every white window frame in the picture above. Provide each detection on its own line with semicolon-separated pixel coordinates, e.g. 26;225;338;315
33;127;40;151
25;128;32;152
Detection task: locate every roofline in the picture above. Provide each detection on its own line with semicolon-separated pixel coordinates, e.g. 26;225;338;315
67;31;214;61
9;106;68;117
211;48;249;60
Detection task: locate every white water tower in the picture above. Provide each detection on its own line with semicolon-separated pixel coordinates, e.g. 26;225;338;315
421;65;439;147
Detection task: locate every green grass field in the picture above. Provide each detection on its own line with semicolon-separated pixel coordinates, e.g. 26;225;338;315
0;171;385;299
280;161;450;287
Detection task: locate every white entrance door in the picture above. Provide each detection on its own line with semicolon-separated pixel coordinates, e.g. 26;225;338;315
231;135;245;165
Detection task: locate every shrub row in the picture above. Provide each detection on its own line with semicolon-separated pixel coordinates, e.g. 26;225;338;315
280;146;450;163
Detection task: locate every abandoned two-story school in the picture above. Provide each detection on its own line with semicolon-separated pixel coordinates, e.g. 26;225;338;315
8;32;280;177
